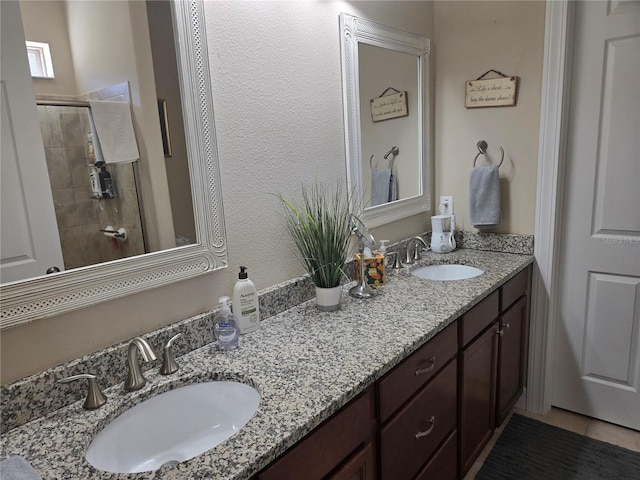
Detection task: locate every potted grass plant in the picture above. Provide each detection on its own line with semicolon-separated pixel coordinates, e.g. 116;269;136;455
275;180;353;311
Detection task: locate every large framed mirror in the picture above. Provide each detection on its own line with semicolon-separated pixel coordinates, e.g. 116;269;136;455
339;13;431;227
0;0;227;329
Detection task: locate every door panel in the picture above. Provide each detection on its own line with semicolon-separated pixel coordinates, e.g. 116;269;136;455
584;274;639;386
552;1;640;430
592;34;640;235
0;1;64;283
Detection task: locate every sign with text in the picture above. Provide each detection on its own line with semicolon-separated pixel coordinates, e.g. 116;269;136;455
465;77;518;108
370;91;408;122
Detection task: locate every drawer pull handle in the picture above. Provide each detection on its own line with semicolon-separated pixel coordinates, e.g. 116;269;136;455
415;356;436;376
415;416;435;439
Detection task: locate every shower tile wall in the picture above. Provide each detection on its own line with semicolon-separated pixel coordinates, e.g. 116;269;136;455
37;105;145;270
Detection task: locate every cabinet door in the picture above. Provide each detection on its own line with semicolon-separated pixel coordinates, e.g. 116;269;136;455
496;295;528;426
330;443;375;480
460;323;498;476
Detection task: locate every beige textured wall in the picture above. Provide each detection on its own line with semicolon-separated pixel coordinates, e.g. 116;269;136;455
2;1;546;384
20;0;78;97
65;0;175;251
433;1;545;234
147;0;196;245
1;1;434;383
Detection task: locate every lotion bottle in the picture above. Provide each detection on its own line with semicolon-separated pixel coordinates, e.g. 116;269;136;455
233;266;260;334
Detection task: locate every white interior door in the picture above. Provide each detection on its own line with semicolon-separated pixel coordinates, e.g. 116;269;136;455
552;1;640;430
1;1;64;283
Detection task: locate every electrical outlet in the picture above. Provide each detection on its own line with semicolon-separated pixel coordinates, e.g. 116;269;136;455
439;196;454;215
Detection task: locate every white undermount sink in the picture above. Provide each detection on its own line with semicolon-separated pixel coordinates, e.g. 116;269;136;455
411;264;484;281
86;381;260;473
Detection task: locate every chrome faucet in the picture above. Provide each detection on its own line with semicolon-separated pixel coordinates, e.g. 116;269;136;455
125;337;157;391
405;236;430;265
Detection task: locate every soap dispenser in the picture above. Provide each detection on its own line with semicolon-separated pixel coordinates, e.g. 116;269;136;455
214;296;239;350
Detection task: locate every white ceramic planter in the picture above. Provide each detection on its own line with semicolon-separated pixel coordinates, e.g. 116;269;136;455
315;285;342;312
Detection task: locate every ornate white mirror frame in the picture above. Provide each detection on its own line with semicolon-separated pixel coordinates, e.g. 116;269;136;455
0;0;227;329
339;13;431;228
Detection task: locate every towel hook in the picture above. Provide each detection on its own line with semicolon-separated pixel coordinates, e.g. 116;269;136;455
473;140;504;168
369;154;376;170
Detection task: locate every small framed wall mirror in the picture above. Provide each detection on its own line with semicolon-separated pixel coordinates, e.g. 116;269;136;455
339;13;431;227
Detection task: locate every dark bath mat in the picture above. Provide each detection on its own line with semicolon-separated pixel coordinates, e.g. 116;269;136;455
476;413;640;480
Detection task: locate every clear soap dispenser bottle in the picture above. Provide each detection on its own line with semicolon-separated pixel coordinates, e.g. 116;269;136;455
214;296;239;350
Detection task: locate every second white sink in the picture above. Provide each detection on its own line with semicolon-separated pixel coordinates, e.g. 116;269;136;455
86;381;260;473
412;264;484;281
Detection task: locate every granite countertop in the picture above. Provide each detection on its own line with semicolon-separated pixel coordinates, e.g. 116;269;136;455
1;249;532;479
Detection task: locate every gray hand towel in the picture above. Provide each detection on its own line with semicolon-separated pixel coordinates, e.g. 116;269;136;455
0;456;42;480
469;165;501;228
388;171;397;203
371;169;392;206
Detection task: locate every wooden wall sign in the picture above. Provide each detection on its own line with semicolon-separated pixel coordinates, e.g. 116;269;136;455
370;91;408;122
465;76;518;108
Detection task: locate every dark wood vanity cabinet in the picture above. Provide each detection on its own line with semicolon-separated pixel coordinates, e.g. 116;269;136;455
258;265;531;480
459;266;531;477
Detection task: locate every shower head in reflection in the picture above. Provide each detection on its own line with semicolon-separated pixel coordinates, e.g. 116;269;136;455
384;146;399;159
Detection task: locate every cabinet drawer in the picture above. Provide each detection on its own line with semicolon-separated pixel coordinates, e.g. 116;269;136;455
258;388;375;480
414;429;457;480
379;359;457;480
501;266;530;311
377;322;457;423
461;290;499;347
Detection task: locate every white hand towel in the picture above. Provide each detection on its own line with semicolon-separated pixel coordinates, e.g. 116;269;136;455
371;169;392;206
469;165;501;228
0;456;42;480
89;100;140;164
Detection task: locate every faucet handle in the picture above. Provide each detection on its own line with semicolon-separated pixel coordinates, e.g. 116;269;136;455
387;251;402;269
160;333;181;375
59;374;107;410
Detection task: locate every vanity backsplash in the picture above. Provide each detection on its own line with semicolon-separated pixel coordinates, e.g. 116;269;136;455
1;231;533;433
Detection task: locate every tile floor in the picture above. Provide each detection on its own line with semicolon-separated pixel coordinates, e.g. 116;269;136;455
463;407;640;479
